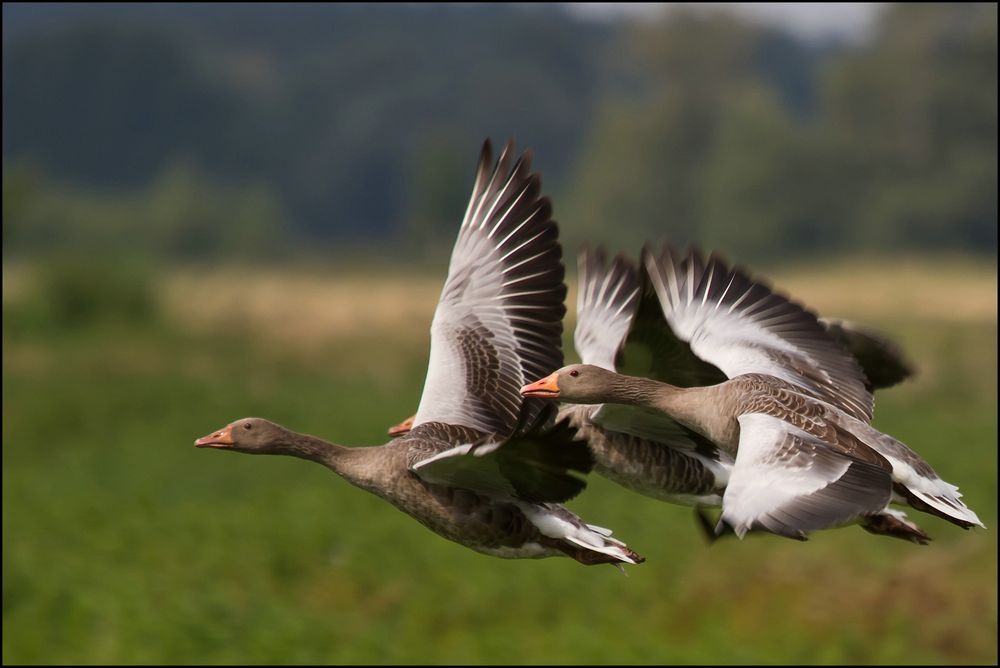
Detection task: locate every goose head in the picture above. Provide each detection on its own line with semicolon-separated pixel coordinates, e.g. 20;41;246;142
195;417;291;454
520;364;618;404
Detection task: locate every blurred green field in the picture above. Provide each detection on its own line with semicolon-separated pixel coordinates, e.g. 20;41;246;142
3;258;997;664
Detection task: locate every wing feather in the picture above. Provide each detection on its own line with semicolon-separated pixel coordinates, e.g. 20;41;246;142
642;243;875;421
819;318;915;391
721;413;892;539
408;406;593;503
573;245;641;371
413;140;566;435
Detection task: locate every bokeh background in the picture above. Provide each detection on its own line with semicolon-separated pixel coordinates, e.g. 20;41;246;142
3;3;997;664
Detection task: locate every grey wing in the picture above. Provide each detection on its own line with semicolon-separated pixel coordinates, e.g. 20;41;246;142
413;140;566;436
573;244;641;371
642;243;875;422
407;407;593;504
721;413;892;539
819;318;915;391
617;278;728;387
574;244;725;386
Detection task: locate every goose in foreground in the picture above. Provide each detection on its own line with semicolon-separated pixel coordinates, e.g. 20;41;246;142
196;140;642;566
521;244;983;542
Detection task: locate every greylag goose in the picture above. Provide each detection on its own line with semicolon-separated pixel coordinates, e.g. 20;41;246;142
521;244;983;542
195;140;643;566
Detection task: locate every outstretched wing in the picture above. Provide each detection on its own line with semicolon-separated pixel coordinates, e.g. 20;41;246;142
574;244;726;385
720;413;892;539
573;245;640;371
642;243;875;421
407;405;593;503
413;140;566;436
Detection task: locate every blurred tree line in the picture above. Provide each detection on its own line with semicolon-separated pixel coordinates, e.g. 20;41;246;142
2;3;996;263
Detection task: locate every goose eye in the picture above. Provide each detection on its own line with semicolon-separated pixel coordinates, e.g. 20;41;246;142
243;423;253;431
569;370;579;378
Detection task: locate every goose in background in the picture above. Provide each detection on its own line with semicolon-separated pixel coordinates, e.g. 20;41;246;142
521;244;982;542
196;140;642;566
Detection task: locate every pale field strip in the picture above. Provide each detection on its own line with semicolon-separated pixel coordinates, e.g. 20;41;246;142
3;257;996;348
158;258;997;347
772;258;998;324
164;270;444;348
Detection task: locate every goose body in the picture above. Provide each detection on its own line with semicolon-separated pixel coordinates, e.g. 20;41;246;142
522;245;981;542
195;141;642;566
560;402;727;508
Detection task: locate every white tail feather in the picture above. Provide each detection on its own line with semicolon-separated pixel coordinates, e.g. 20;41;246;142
565;535;638;565
911;488;984;528
518;503;638;564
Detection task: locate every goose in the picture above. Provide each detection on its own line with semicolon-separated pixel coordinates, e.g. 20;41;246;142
195;140;643;566
389;247;922;542
520;244;983;542
562;246;925;543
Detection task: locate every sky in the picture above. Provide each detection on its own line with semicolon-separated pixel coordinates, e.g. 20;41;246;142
565;3;887;42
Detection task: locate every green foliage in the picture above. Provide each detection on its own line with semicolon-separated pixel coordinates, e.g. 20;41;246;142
3;257;159;339
565;13;819;255
2;162;286;260
402;134;475;250
565;5;997;260
144;162;285;258
700;87;803;259
821;3;999;253
37;257;158;327
2;4;996;261
3;5;609;243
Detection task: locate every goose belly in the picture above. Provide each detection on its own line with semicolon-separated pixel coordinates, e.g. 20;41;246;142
471;542;557;559
378;478;562;558
590;435;727;505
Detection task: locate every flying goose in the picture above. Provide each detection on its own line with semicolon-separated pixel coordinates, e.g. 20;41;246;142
521;244;982;542
195;140;642;566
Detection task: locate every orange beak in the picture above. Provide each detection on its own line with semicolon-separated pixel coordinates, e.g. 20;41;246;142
388;414;416;437
195;425;234;448
520;372;561;398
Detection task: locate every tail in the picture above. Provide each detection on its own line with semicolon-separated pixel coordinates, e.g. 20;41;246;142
559;535;646;566
893;482;984;530
853;424;984;530
562;522;645;565
519;503;644;566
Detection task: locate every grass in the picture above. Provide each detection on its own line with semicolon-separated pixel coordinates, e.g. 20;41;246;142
3;257;997;664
